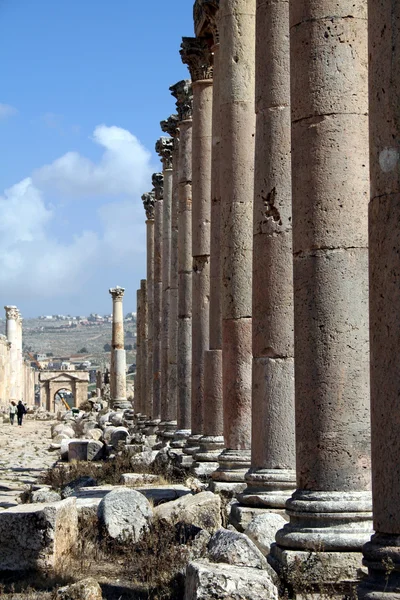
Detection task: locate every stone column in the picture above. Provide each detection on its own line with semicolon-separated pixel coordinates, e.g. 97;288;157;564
109;286;128;410
161;115;180;442
16;314;23;401
142;191;156;420
140;279;148;418
180;36;213;467
211;0;255;488
271;0;372;584
358;2;400;597
237;0;296;515
193;1;225;475
5;306;20;403
96;371;102;398
155;136;175;439
135;286;142;413
170;80;193;453
152;173;164;424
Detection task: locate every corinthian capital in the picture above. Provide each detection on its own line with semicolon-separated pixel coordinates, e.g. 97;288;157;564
152;172;164;200
170;80;193;121
160;114;179;138
4;306;19;320
155;137;174;170
193;0;220;41
180;37;213;82
109;286;125;300
141;191;155;221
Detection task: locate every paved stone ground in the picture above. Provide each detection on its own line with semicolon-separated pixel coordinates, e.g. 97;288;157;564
0;417;57;509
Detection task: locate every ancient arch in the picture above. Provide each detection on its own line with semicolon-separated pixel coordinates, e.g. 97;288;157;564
39;371;89;411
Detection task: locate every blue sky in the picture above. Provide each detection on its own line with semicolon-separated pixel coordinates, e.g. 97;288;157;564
0;0;193;317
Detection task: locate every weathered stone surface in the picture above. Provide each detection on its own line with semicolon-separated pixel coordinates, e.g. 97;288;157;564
208;528;268;570
87;429;103;442
97;488;153;542
57;577;102;600
244;513;287;556
137;484;191;505
31;488;62;503
120;473;159;485
0;498;78;571
130;449;158;468
110;426;129;449
87;440;104;461
62;476;97;499
184;560;278;600
155;491;221;532
68;440;89;462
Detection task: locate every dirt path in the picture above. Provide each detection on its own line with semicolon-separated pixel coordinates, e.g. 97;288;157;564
0;417;57;508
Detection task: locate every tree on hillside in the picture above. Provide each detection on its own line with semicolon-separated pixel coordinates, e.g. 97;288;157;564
103;343;111;352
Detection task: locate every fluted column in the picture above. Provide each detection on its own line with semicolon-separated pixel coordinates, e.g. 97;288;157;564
238;0;296;511
152;173;164;424
212;0;255;486
4;306;20;403
142;191;155;420
109;287;128;409
271;0;372;585
155;136;175;440
359;2;400;597
170;80;193;454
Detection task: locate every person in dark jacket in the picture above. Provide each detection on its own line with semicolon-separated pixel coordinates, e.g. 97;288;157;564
17;400;26;426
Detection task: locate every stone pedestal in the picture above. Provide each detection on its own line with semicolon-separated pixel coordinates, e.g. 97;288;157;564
358;2;400;597
152;173;164;423
109;287;128;409
170;80;193;455
212;0;255;484
271;0;372;586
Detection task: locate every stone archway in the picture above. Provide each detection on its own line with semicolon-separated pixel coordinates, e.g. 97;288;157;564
39;371;90;411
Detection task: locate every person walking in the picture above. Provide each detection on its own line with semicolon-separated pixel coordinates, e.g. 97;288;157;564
9;401;16;425
16;400;26;426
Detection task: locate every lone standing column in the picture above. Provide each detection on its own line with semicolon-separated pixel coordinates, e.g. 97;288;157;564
4;306;20;403
180;36;213;462
359;3;400;597
238;0;296;512
155;137;174;439
272;0;372;585
109;287;129;410
212;0;255;487
161;115;180;442
142;191;156;420
15;312;23;402
170;80;193;454
152;173;164;425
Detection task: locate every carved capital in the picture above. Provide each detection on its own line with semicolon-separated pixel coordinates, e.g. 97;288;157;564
170;80;193;121
4;306;19;321
155;137;174;170
160;114;179;138
141;191;155;220
109;286;125;300
152;172;164;200
181;37;213;82
194;0;220;41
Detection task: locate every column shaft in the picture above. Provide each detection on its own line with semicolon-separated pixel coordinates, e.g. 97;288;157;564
152;177;163;422
136;287;142;413
109;287;128;409
161;166;172;425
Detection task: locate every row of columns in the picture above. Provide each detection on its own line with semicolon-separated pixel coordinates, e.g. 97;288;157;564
133;0;400;595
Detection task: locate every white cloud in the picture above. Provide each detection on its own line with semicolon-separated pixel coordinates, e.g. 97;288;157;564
34;125;153;198
0;103;18;120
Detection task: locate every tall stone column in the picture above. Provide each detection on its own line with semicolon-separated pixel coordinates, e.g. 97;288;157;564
140;279;148;418
96;371;102;398
193;1;225;475
155;136;175;439
152;172;164;424
142;191;156;419
4;306;20;403
109;287;129;410
211;0;255;487
180;36;213;465
359;2;400;597
170;80;193;453
135;286;142;413
16;314;23;401
271;0;372;584
238;0;296;513
161;115;180;442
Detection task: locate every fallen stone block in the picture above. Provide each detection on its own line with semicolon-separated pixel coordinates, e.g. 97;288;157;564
61;476;97;499
87;440;104;461
97;488;152;542
68;440;90;461
31;488;62;503
184;559;278;600
57;577;102;600
137;484;191;505
244;512;287;556
0;498;78;572
120;473;159;485
110;426;129;449
208;527;268;570
155;491;221;532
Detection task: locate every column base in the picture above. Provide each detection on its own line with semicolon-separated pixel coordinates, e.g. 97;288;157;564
358;533;400;599
161;420;177;440
170;429;191;451
229;500;287;532
211;448;251;483
192;435;224;478
111;399;132;410
237;468;296;508
183;434;202;456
